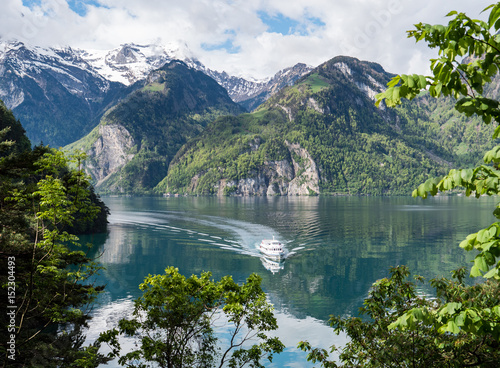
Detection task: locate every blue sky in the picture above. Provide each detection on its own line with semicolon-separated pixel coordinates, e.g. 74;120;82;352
258;12;326;37
4;0;492;79
22;0;102;16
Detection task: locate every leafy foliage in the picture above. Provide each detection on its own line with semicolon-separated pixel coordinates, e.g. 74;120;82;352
299;4;500;367
98;267;284;368
299;266;500;367
0;101;109;366
376;2;500;329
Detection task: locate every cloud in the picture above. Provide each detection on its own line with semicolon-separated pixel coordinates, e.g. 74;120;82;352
0;0;492;79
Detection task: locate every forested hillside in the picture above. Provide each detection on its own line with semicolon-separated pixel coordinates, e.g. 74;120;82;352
0;101;110;365
66;60;245;193
160;56;497;196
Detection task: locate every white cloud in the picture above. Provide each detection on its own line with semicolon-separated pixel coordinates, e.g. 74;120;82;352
0;0;493;79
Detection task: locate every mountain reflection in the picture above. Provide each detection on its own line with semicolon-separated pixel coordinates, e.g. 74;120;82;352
78;195;498;367
80;196;496;343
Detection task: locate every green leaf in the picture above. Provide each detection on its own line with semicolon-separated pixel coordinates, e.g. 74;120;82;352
460;168;474;182
493;305;500;317
455;313;465;327
477;228;492;243
445;320;460;334
484;251;495;265
418;75;427;88
483;267;498;279
407;75;415;88
481;240;497;252
423;178;436;192
470;264;483;277
459;238;473;251
392;86;400;101
474;256;489;272
488;3;500;30
493;125;500;139
387;75;401;88
488;226;497;238
446;302;462;315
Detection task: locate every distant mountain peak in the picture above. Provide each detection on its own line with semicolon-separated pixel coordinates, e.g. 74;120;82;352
0;38;317;145
313;56;392;101
75;42;195;85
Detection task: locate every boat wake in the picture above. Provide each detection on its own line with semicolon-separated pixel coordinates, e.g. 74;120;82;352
109;210;290;259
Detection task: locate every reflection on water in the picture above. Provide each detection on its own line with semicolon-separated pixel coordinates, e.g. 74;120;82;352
261;256;285;274
85;292;345;368
82;196;498;367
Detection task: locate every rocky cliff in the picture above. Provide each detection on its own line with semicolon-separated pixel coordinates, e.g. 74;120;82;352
207;141;319;196
67;60;245;193
84;124;136;188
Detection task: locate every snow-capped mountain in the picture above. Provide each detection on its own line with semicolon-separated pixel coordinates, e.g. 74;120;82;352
74;43;198;85
0;40;130;146
206;63;313;111
73;42;312;107
0;40;114;109
0;39;312;146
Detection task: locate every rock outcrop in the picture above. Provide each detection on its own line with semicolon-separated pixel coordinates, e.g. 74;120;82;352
85;124;135;188
286;142;320;195
209;142;319;196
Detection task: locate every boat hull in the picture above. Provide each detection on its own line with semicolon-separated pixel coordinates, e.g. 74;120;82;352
259;238;285;259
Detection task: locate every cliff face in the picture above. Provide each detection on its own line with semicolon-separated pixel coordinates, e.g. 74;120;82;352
181;141;319;197
286;142;320;195
85;124;135;188
67;60;245;193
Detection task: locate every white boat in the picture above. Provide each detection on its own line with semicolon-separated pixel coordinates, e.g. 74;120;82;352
259;236;286;258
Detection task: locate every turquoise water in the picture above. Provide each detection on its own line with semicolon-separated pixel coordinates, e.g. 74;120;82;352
82;196;497;367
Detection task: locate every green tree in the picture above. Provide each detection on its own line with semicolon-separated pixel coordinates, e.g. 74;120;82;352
0;101;110;367
99;267;284;368
376;1;500;336
299;266;500;367
300;3;500;367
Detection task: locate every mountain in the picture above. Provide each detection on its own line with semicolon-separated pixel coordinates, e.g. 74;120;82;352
158;56;495;196
66;60;245;193
75;43;313;108
204;63;313;111
0;40;131;147
4;39;494;196
75;42;200;85
0;39;310;147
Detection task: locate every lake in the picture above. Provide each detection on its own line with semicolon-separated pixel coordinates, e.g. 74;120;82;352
82;195;497;367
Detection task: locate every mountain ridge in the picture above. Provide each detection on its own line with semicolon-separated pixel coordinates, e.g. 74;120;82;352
66;60;245;193
159;55;495;196
2;40;495;196
0;39;311;146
